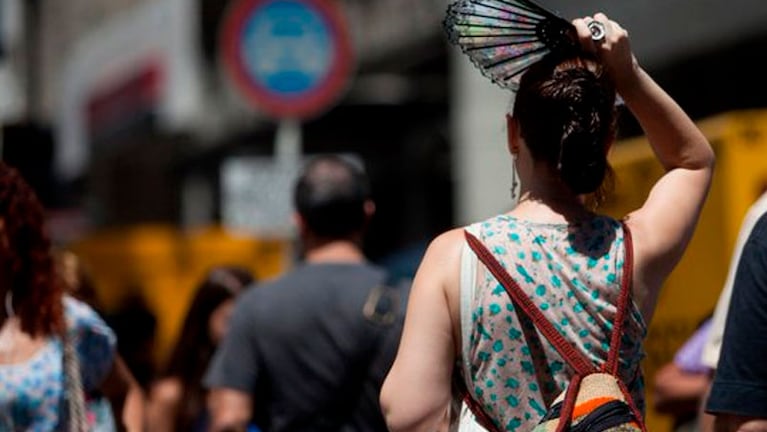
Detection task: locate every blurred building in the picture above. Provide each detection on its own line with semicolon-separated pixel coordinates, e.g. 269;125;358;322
23;0;451;263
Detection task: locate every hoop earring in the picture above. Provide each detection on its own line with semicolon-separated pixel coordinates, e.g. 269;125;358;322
510;154;519;203
4;291;13;318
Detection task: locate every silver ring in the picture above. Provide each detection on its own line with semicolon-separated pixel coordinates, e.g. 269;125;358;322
588;21;606;41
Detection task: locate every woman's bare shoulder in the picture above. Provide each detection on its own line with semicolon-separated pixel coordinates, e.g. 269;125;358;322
423;227;471;265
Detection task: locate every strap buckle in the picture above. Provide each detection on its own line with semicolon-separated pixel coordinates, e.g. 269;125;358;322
363;285;400;326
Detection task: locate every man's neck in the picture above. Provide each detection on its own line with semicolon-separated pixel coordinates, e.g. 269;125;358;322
304;239;367;264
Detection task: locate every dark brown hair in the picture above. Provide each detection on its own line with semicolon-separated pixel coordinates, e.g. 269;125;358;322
163;265;254;431
0;162;64;336
293;155;371;238
513;53;617;202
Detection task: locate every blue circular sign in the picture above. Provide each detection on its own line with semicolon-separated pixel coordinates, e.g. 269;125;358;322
222;0;353;119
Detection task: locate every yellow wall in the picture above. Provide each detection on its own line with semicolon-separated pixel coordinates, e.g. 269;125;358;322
601;109;767;431
70;224;292;367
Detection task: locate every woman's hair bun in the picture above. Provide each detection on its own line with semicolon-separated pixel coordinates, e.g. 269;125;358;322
514;54;616;196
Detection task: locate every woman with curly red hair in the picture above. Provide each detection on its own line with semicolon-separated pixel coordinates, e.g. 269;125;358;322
0;161;143;430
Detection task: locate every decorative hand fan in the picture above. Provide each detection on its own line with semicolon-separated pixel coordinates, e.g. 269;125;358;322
444;0;605;91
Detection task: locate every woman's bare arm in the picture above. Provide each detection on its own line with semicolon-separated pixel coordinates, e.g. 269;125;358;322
100;356;146;432
574;15;715;321
380;229;464;432
146;377;182;432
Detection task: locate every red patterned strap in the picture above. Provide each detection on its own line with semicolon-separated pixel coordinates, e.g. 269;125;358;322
555;373;582;432
605;221;634;374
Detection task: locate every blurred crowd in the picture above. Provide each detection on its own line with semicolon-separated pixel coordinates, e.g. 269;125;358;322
0;154;407;432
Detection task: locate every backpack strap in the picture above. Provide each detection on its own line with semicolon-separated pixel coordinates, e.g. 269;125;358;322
604;221;634;375
463;230;596;375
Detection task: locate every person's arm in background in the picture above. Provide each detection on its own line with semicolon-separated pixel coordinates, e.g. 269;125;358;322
654;319;713;415
100;355;146;432
654;362;712;415
146;377;182;432
714;416;767;432
207;389;254;432
66;296;145;432
573;14;715;324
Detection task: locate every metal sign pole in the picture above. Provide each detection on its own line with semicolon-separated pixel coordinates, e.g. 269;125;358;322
275;119;301;167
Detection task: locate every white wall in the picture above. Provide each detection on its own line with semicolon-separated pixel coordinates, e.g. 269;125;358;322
450;45;514;226
54;0;202;179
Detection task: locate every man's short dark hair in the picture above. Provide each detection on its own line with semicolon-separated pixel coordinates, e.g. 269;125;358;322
293;154;371;238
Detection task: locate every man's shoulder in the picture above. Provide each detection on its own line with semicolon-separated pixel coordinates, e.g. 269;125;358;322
235;271;301;304
240;262;391;299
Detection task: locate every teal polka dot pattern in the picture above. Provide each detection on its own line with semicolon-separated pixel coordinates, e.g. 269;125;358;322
506;395;520;407
464;214;647;431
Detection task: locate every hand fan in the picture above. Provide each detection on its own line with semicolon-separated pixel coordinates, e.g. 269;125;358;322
444;0;605;91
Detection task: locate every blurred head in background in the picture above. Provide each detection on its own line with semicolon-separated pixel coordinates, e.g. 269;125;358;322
293;154;375;249
167;265;254;371
201;266;254;345
55;249;101;310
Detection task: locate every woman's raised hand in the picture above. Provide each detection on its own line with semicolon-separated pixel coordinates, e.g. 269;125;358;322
572;13;639;93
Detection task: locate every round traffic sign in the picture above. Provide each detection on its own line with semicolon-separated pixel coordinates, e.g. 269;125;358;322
221;0;354;120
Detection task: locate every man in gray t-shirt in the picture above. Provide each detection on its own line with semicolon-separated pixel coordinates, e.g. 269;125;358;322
204;155;408;432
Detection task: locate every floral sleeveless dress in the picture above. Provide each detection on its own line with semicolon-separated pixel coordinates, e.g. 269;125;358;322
0;296;116;431
463;214;647;432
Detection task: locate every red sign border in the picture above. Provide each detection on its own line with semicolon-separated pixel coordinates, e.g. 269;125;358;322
220;0;354;120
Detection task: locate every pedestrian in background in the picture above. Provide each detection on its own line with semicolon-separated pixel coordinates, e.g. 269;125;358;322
700;190;767;432
0;161;144;431
147;265;253;432
204;154;409;432
55;248;146;431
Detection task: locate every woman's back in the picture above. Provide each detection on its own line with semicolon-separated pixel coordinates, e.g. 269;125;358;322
461;214;646;430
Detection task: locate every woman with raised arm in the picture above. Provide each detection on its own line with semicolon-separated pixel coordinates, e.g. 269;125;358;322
380;13;714;432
